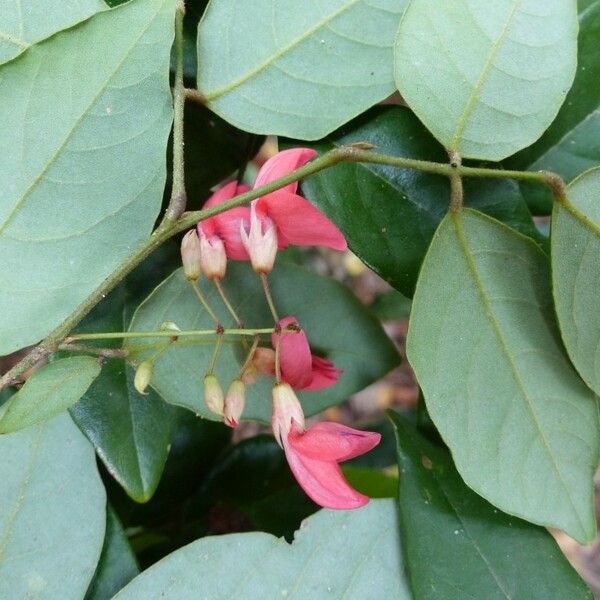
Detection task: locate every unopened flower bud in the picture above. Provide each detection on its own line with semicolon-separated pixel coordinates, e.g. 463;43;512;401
160;321;181;332
271;382;305;447
199;232;227;280
240;206;278;273
224;379;245;428
203;374;224;416
252;347;276;377
134;360;153;395
181;230;202;281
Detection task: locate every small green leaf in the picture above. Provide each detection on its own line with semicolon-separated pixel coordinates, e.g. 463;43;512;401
126;262;400;422
0;414;106;598
291;106;541;296
0;0;175;355
390;413;593;599
0;0;106;64
407;209;598;542
71;361;175;503
197;0;407;139
394;0;578;160
85;507;139;600
341;466;398;499
113;499;410;599
552;167;600;395
0;356;101;433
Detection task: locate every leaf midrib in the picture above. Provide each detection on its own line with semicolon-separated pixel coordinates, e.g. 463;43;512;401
203;0;363;101
0;29;27;50
452;211;587;537
0;0;165;236
449;0;523;150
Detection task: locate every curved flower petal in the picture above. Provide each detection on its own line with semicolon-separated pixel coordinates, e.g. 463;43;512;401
289;422;381;462
254;148;317;194
304;355;343;391
283;440;369;509
273;316;313;389
256;192;347;251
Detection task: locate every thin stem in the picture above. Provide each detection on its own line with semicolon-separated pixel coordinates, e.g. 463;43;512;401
164;3;187;223
214;280;243;327
260;273;279;322
190;280;220;324
58;343;129;359
274;331;282;383
207;332;223;375
448;150;464;212
68;328;275;341
239;336;260;377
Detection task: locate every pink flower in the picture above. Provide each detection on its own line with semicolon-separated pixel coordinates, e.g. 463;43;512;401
272;383;381;510
272;316;343;391
197;149;347;268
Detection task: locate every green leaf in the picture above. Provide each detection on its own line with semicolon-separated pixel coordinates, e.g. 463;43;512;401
126;262;399;421
552;167;600;395
113;499;410;599
71;361;175;503
0;356;100;433
0;0;175;355
390;413;593;599
0;0;106;64
197;0;407;139
0;414;106;598
406;209;599;543
85;507;139;600
341;466;398;499
394;0;578;161
292;106;542;296
508;0;600;215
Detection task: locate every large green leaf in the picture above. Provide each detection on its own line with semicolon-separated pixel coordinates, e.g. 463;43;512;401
0;0;175;355
85;507;139;600
113;499;410;599
0;0;106;64
552;167;600;395
0;356;100;433
394;0;578;161
0;414;106;598
292;106;541;296
390;413;592;599
406;209;599;543
197;0;406;139
508;0;600;214
71;361;175;502
126;263;400;422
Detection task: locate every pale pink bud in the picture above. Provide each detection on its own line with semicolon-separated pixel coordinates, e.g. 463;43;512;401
133;360;153;395
224;379;245;428
199;232;227;280
181;230;202;281
203;374;224;416
240;205;278;273
252;347;276;377
271;382;305;447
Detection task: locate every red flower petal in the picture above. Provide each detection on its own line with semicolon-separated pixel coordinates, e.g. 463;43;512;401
303;355;343;391
254;148;317;194
289;422;381;462
273;316;313;389
256;192;347;251
283;440;369;509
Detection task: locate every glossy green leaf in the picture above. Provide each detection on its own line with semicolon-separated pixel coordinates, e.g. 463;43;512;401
508;1;600;214
0;356;100;433
0;414;106;598
114;499;410;599
85;507;139;600
341;466;398;499
0;0;175;355
394;0;578;161
71;361;175;503
294;106;541;296
0;0;106;64
552;167;600;395
407;209;599;543
197;0;407;139
126;263;400;422
390;413;593;599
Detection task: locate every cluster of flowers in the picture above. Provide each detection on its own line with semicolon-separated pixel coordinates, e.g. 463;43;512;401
180;149;381;510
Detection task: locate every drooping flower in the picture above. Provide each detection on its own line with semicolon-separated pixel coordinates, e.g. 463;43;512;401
180;230;202;281
270;316;343;390
223;378;245;428
271;383;381;509
203;374;224;416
